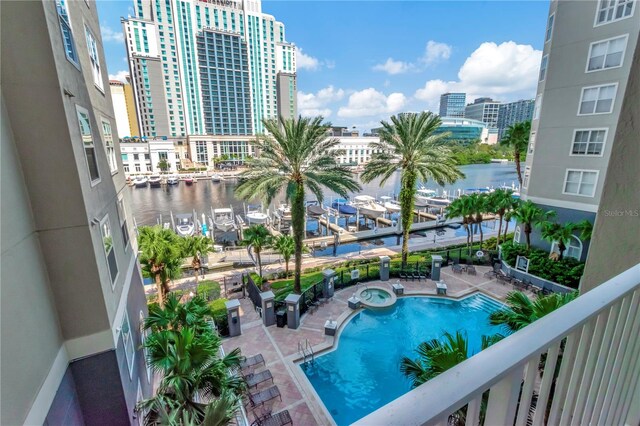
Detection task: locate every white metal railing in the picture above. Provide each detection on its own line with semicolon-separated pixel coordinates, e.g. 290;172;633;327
354;264;640;426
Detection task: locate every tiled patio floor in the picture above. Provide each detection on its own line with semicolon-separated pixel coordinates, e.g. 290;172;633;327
222;265;534;425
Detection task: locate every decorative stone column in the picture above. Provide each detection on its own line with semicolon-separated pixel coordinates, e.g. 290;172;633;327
322;269;337;299
379;256;390;281
225;299;241;337
285;293;301;329
431;255;443;281
260;291;275;327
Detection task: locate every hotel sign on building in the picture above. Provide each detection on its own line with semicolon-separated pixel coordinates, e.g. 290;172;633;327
198;0;240;9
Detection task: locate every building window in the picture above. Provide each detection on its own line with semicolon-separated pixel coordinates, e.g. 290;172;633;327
528;132;536;154
100;215;118;285
539;55;548;81
533;94;543;120
523;166;531;188
55;0;80;66
513;226;521;243
139;311;152;383
545;13;555;42
85;26;104;91
121;311;135;378
586;35;628;72
76;107;100;183
101;119;118;173
595;0;635;25
571;129;607;156
117;197;130;249
196;141;208;163
563;169;598;197
551;236;583;260
578;84;617;115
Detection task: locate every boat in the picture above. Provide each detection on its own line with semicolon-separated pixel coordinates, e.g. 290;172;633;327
306;204;327;218
166;175;179;185
148;175;162;187
352;195;386;218
379;196;401;213
331;199;357;216
183;175;195;185
245;205;269;224
174;213;195;237
415;188;437;207
132;176;148;188
212;208;235;232
211;173;223;183
277;204;292;220
424;196;452;207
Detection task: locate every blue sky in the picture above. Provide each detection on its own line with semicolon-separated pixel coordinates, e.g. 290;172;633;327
98;0;549;131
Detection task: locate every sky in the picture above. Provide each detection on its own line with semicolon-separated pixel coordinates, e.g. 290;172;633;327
97;0;549;131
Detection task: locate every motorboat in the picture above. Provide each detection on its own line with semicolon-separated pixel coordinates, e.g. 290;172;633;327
306;203;326;218
245;205;269;224
211;173;223;183
183;175;195;185
132;176;148;188
277;204;292;220
379;196;401;213
148;175;162;187
352;195;386;218
331;199;357;216
212;208;235;232
424;196;452;207
415;188;437;207
166;175;179;185
174;213;195;237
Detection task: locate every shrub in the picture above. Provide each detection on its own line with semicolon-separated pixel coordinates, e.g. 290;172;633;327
197;280;221;301
209;298;229;336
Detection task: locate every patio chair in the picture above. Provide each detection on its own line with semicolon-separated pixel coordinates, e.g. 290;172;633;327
452;264;463;274
241;354;265;371
467;265;477;275
417;269;427;281
411;270;420;281
248;385;281;407
244;369;274;390
399;270;408;280
252;410;293;426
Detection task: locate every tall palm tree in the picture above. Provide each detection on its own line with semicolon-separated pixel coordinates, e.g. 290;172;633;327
236;116;360;294
181;235;214;293
241;225;271;279
446;195;475;253
539;220;592;261
511;200;556;249
139;225;185;306
469;193;489;249
272;234;295;277
145;293;212;334
489;291;578;334
362;112;463;266
500;121;531;186
488;188;516;246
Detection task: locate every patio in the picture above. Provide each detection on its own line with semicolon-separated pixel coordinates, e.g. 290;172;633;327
222;265;535;425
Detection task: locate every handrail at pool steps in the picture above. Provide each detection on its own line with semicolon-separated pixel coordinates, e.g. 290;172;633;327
353;264;640;426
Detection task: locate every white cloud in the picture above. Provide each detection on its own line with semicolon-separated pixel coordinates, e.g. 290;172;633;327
414;41;542;110
109;70;129;83
296;48;320;71
101;25;124;43
372;58;414;75
337;88;407;118
422;40;452;64
298;85;345;117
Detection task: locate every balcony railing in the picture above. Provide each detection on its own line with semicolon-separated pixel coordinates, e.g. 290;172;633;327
355;264;640;426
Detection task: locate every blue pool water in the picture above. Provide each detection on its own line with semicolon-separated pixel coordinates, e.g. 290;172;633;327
301;294;504;425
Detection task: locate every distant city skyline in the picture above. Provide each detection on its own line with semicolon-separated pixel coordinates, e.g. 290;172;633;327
97;0;548;131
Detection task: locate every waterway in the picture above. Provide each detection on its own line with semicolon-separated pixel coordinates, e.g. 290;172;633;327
128;162;518;227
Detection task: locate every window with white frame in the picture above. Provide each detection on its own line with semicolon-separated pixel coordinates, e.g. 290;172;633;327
55;0;79;66
76;107;100;183
139;311;152;383
595;0;635;25
587;35;628;72
514;226;521;243
121;311;135;378
563;170;598;197
117;197;130;249
101;216;118;284
579;84;617;115
528;132;536;154
545;13;555;42
551;236;583;260
101;119;118;173
533;94;543;120
85;26;104;91
196;141;208;163
523;166;531;188
572;129;607;155
539;55;549;81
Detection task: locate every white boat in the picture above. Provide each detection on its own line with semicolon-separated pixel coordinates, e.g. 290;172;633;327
211;173;223;183
148;175;162;187
132;176;148;188
174;214;195;237
424;196;452;207
352;195;386;218
277;204;292;220
213;208;235;232
379;196;401;213
246;205;269;224
415;188;437;207
166;175;179;185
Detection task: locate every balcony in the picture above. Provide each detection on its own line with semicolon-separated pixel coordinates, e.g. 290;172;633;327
355;264;640;426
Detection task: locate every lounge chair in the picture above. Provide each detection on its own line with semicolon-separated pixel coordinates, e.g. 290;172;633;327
241;354;265;370
452;264;463;274
411;270;420;281
496;270;512;284
417;269;427;281
244;369;274;389
252;410;293;426
466;265;477;275
248;385;281;407
399;270;408;280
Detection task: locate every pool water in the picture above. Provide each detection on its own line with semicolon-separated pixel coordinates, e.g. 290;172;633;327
360;288;391;304
301;294;504;425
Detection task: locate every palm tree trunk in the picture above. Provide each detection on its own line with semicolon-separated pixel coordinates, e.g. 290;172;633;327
292;183;305;294
256;249;262;278
155;272;165;306
479;220;484;249
525;223;532;249
558;241;566;260
193;258;200;294
399;173;417;268
514;150;523;186
285;258;289;277
497;215;503;246
504;220;510;240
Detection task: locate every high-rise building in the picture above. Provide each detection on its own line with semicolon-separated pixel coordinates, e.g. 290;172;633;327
465;97;501;129
1;1;151;424
439;92;466;118
496;99;535;140
110;77;141;137
517;0;639;263
122;0;297;138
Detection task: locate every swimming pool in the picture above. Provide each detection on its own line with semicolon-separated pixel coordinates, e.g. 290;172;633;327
301;294;504;425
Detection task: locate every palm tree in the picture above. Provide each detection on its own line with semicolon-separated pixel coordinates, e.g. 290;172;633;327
489;291;578;334
145;293;212;334
236;116;360;294
446;195;475;253
272;234;295;277
139;225;185;306
362;112;463;266
539;220;593;261
469;193;490;249
488;188;516;246
242;225;271;279
182;235;214;292
500;121;531;186
511;200;556;250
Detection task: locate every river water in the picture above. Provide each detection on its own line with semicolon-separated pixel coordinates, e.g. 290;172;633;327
128;163;518;227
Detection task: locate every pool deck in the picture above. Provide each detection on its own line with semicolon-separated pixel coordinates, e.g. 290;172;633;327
222;265;535;425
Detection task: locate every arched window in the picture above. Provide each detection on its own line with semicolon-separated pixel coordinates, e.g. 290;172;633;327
551;236;583;260
513;226;521;243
